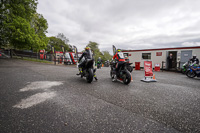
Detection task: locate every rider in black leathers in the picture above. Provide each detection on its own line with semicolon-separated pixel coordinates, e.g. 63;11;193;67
77;47;98;80
97;57;102;68
190;54;199;65
78;47;92;68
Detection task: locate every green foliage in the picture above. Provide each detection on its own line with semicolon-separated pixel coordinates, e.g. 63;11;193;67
6;16;35;49
0;0;48;52
47;36;69;52
57;33;69;44
102;51;112;61
86;41;112;62
31;13;49;51
21;57;52;64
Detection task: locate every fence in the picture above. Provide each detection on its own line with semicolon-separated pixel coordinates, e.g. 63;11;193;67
12;49;38;58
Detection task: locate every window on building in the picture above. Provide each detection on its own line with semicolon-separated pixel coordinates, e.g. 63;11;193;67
142;53;151;59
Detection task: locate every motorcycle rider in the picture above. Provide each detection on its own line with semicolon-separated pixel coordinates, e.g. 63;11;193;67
112;49;125;81
97;57;102;68
77;47;98;80
190;54;199;65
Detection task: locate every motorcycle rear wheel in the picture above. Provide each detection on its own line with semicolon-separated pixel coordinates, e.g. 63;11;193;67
86;68;94;83
123;71;132;85
186;70;196;78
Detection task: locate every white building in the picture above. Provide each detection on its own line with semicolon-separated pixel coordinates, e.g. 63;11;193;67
122;46;200;69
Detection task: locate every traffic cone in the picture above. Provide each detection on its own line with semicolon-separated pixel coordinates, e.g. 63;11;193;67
153;74;156;80
131;75;133;81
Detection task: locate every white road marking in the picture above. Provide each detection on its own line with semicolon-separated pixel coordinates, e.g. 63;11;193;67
20;81;63;92
13;92;56;109
13;81;63;109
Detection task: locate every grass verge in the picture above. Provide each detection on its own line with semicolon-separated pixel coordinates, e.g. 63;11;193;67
14;56;53;64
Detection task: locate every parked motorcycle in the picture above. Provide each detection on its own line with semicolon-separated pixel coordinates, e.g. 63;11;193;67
77;59;95;83
110;61;132;85
186;62;200;78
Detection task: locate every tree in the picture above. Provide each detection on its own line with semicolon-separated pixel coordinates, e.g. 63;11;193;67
47;36;69;52
57;33;69;44
0;0;9;47
1;0;37;47
0;0;49;51
102;51;112;61
31;13;49;51
86;41;101;61
86;41;112;62
87;41;100;53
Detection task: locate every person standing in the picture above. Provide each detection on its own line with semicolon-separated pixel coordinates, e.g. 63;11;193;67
167;53;173;70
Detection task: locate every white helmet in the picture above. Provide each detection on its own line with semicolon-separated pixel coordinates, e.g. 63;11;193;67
193;54;197;59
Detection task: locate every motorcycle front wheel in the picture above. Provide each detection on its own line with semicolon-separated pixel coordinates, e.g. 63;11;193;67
123;71;132;85
86;68;94;83
186;70;196;78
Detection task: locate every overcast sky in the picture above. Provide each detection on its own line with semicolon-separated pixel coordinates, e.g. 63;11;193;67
37;0;200;53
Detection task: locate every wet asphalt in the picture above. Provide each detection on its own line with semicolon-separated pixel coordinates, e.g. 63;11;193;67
0;59;199;133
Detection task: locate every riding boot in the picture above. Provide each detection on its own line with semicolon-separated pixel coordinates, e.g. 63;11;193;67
112;74;117;82
76;68;82;75
94;74;98;80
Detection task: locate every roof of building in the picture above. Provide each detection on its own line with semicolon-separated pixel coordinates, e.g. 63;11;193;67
122;46;200;52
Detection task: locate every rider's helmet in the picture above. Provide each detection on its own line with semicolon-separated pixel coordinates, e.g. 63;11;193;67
85;47;90;51
193;54;197;59
117;49;121;52
99;57;101;59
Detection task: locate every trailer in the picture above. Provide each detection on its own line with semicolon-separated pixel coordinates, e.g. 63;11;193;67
122;46;200;70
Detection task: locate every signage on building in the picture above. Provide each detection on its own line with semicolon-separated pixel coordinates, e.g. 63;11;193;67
156;52;162;56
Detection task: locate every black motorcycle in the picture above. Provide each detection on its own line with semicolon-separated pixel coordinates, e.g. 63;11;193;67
77;49;96;83
110;61;132;85
77;59;95;83
126;62;133;73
